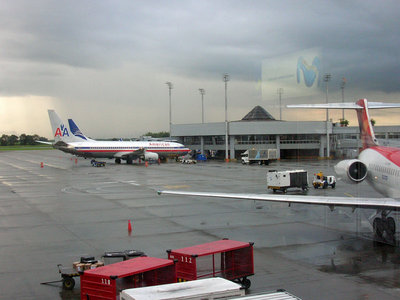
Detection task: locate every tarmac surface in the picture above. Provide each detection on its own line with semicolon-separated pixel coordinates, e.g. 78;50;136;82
1;150;400;299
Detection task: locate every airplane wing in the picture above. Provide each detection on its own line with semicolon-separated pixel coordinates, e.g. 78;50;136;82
114;148;145;159
287;102;400;110
36;140;53;145
158;190;400;210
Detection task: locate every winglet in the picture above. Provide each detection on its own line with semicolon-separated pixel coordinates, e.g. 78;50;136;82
68;119;91;141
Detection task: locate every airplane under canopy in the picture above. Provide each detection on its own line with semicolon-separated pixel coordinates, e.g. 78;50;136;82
159;99;400;243
46;110;190;164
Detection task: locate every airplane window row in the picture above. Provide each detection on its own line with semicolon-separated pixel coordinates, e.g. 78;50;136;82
371;163;400;177
83;147;139;150
79;147;179;150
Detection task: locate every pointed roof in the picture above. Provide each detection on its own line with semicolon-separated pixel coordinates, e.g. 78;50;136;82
241;106;275;121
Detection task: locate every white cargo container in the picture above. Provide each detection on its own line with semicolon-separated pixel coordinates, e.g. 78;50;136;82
241;149;278;165
230;290;301;299
267;170;308;193
120;277;245;300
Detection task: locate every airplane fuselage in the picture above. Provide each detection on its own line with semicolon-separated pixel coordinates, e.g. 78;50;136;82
360;146;400;199
57;140;190;159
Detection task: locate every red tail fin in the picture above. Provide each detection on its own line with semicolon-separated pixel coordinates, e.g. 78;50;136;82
356;99;378;149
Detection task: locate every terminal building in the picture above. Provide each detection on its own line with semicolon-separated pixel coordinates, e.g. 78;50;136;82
171;106;400;160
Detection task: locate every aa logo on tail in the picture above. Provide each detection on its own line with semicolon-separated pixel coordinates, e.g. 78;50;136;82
54;124;69;137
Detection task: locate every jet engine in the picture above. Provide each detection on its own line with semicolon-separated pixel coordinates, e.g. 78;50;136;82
334;159;368;184
144;152;159;161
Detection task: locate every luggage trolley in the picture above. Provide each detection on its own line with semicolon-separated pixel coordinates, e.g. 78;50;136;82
57;256;102;290
41;250;145;291
167;239;254;289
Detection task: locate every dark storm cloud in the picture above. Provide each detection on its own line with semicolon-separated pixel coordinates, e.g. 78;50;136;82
1;0;399;94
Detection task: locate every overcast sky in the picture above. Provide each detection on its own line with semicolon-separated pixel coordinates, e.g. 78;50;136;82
1;0;399;138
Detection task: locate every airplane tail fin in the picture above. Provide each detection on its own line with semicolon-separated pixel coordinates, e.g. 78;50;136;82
355;99;377;149
48;110;82;143
287;99;400;149
68;119;94;141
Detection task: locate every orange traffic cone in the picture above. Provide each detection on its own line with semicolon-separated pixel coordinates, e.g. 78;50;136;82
145;161;148;167
128;220;132;234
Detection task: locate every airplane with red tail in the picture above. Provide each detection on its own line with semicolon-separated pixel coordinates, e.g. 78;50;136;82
159;99;400;243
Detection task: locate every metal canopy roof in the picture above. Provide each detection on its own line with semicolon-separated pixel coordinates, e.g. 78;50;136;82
241;106;275;121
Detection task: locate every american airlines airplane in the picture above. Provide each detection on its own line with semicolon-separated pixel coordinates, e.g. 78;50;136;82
46;110;191;164
159;99;400;243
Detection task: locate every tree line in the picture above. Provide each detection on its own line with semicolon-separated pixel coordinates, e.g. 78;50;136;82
143;131;169;138
0;134;49;146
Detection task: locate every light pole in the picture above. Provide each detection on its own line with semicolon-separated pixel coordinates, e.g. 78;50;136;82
199;88;205;123
341;77;346;121
324;73;331;158
166;82;173;137
199;88;205;155
277;88;284;120
223;74;230;161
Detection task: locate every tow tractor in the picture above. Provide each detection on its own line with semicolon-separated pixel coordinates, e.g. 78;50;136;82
91;159;106;167
312;172;336;189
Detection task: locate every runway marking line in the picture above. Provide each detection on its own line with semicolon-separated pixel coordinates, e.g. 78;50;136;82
122;181;140;186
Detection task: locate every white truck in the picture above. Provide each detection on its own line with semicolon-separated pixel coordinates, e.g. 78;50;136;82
120;277;245;300
241;149;278;165
267;169;309;193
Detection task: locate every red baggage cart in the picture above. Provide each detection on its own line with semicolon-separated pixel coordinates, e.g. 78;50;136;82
80;256;176;300
167;239;254;289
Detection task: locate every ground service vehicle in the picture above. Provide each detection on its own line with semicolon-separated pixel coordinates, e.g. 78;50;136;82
267;170;308;193
80;256;176;300
167;239;254;289
91;159;106;167
241;149;278;165
120;277;245;300
181;158;197;164
312;172;336;189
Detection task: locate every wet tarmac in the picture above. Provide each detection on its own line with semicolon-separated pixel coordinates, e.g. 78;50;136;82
1;150;400;299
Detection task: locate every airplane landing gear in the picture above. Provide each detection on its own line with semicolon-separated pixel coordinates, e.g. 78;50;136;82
373;218;384;238
373;211;396;244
